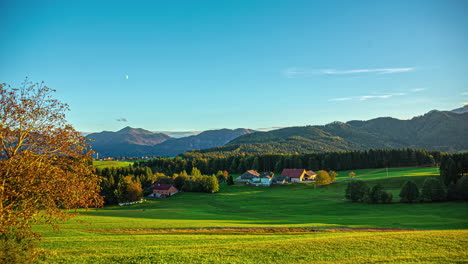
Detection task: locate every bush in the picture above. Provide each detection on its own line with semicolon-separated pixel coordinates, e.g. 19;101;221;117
420;178;446;202
399;181;420;203
0;234;37;264
381;191;393;204
364;184;393;203
315;170;332;186
345;180;369;202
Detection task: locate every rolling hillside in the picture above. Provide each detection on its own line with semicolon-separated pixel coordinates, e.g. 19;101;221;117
186;110;468;156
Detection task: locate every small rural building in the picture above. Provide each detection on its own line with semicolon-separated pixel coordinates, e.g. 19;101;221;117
236;170;260;182
281;169;307;183
304;170;317;181
249;172;274;187
152;184;179;198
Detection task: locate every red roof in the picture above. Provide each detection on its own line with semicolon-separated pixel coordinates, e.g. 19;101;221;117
153;184;175;190
306;170;317;176
281;169;306;178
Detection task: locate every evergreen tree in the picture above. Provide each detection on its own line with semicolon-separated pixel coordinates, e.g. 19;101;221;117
227;175;235;185
399;181;419;203
345;180;369;202
252;157;260;171
420;178;446;202
456;175;468;201
440;156;458;186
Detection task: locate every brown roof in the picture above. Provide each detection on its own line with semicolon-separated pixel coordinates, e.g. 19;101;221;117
281;169;306;178
240;170;260;179
306;170;317;176
153;184;176;190
246;170;260;176
259;172;274;178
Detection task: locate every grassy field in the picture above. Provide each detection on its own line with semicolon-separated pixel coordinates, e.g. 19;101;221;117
93;160;133;168
34;166;468;263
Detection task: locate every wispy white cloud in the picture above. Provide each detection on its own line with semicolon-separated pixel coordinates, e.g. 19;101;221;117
463;102;468;106
462;92;468;95
329;93;406;102
410;88;426;92
256;126;286;131
283;67;415;78
329;97;353;102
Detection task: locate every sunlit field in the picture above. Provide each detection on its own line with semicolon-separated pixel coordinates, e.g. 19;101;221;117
34;167;468;263
93;160;133;168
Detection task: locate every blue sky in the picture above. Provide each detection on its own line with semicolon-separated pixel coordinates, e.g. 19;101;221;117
1;0;467;132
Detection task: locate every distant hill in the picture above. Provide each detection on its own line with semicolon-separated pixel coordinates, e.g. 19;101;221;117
87;127;171;157
87;127;254;157
152;128;254;157
451;105;468;114
184;110;468;157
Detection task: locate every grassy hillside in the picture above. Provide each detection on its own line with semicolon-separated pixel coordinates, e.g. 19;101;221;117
34;167;468;263
93;160;133;168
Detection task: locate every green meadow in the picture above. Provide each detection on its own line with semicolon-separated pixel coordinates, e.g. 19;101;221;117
92;160;133;168
34;167;468;263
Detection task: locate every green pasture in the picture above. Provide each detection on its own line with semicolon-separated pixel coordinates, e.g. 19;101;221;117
34;166;468;263
93;160;133;168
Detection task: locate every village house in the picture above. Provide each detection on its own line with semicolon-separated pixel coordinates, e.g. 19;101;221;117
249;172;274;187
236;170;260;182
304;170;317;181
152;184;179;198
281;169;307;183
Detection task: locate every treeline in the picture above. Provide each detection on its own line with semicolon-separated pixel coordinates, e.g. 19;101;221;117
136;148;441;175
155;168;220;193
345;152;468;203
95;166;220;205
96;166;154;204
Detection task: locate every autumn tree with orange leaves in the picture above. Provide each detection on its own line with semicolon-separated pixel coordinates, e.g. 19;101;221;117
0;80;103;263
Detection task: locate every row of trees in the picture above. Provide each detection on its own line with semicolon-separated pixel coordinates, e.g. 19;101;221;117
95;166;221;204
346;176;468;204
136;148;440;176
150;168;219;193
345;181;393;203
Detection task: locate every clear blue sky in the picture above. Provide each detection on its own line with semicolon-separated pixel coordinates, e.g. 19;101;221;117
1;0;467;132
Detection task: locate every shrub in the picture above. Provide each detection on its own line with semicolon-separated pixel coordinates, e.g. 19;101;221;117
399;181;420;203
345;180;369;202
365;184;393;203
0;234;37;264
381;191;393;204
420;178;446;202
315;170;332;186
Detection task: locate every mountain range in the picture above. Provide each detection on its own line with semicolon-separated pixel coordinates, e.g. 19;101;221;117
87;106;468;157
184;106;468;157
87;127;254;157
